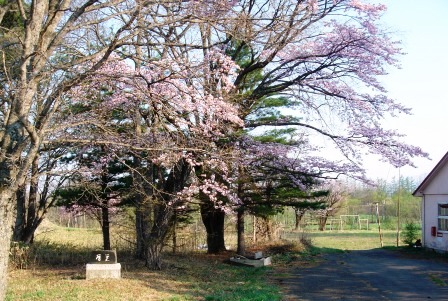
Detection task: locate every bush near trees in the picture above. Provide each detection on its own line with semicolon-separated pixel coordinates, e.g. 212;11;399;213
402;222;420;247
0;1;430;299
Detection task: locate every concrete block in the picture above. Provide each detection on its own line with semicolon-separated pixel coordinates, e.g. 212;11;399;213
86;263;121;280
254;251;263;259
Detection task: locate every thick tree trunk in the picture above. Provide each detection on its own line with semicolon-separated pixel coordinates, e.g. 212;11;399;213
0;191;15;301
236;209;245;255
134;155;152;259
145;158;190;269
16;156;40;244
200;202;226;254
318;215;328;231
145;203;173;269
13;182;44;244
135;198;149;259
13;156;58;244
21;224;37;244
13;187;26;241
256;217;273;241
146;237;164;270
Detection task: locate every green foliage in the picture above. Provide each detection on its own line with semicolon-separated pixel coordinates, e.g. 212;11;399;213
226;40;263;89
0;5;24;29
402;222;420;246
343;176;421;230
55;147;134;209
245;186;327;219
257;97;290;109
253;128;296;144
203;267;281;301
64;103;92;115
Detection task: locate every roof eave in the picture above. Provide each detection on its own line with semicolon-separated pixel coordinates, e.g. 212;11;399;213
412;151;448;196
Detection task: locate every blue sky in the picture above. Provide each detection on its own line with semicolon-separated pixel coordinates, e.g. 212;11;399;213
362;0;448;182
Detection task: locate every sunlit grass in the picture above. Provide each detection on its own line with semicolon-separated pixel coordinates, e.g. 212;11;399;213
282;229;404;252
8;221;412;300
7;224;282;301
309;230;401;250
7;253;282;301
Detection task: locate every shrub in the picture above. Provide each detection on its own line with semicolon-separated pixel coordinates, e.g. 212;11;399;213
402;222;420;247
9;242;31;269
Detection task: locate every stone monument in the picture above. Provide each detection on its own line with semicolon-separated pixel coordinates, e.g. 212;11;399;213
86;250;121;280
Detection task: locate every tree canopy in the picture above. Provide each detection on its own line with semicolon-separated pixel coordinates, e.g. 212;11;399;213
0;0;429;297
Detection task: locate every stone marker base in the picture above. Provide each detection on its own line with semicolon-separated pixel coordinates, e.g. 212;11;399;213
229;256;272;267
86;263;121;280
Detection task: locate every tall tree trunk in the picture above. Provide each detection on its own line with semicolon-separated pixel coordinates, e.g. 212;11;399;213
133;163;152;259
0;190;15;301
135;196;149;259
145;204;172;270
13;186;26;241
172;211;177;254
133;29;149;260
236;208;245;255
146;235;165;270
236;166;245;255
200;201;226;254
145;159;190;269
14;156;60;244
24;156;39;243
101;202;111;250
14;156;40;244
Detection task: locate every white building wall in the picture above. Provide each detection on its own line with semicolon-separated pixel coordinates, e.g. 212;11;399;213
423;194;448;251
414;153;448;251
421;163;448;195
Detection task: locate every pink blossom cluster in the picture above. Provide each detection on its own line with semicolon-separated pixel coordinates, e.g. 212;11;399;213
187;0;238;19
50;0;430;217
63;51;243;144
348;0;387;17
204;50;240;94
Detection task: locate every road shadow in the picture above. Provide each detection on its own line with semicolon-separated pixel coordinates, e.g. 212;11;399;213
276;247;448;301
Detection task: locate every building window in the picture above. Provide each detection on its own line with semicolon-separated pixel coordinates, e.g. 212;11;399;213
438;204;448;231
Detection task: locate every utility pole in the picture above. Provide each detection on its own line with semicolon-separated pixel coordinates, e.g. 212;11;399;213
396;167;401;247
375;202;384;247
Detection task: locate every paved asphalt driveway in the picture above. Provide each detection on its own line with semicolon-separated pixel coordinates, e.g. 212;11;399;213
279;249;448;300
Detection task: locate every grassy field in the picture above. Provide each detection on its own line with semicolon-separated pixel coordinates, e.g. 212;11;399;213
308;230;402;250
7;253;282;301
6;224;411;300
281;228;405;252
7;225;286;301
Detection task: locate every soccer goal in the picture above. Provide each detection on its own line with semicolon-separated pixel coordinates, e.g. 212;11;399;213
339;215;368;230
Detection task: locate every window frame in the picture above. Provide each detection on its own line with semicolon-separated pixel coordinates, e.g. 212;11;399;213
438;203;448;232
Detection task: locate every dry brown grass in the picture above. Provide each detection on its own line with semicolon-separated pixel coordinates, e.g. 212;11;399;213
7;225;287;300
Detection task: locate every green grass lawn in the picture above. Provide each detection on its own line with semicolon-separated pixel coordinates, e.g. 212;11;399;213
7;226;283;301
308;230;402;250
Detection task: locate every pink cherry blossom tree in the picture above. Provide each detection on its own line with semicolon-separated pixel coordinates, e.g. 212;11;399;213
195;0;429;254
0;0;239;294
0;0;432;294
